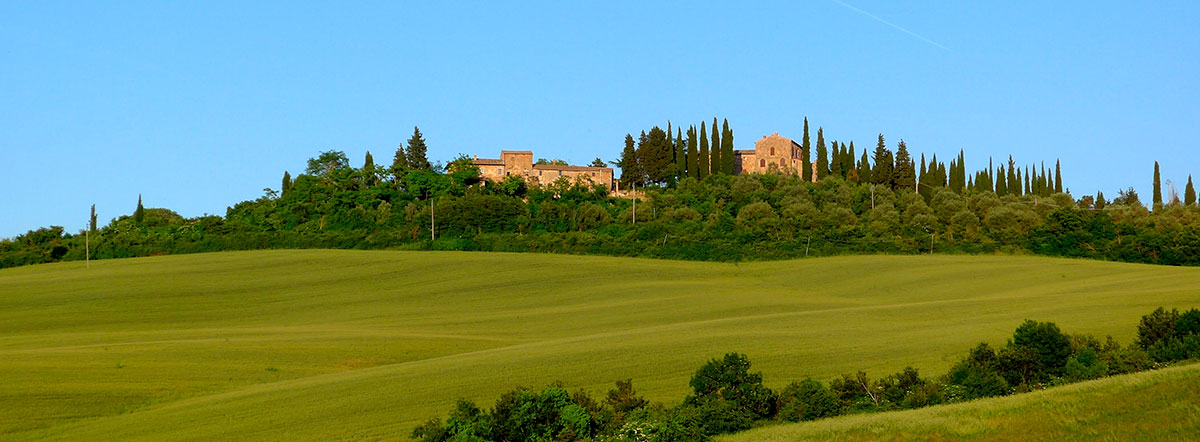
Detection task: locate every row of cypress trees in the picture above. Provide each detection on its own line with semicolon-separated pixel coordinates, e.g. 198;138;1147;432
1152;161;1197;207
618;118;735;187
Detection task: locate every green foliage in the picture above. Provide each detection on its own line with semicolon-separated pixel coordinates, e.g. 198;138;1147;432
686;353;777;425
134;194;145;224
407;126;432;171
1009;320;1073;378
305;150;351;176
1138;307;1180;350
698;124;709;180
1186;175;1196;206
777;379;839;422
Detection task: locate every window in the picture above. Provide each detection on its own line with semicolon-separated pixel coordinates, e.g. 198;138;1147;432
770;147;775;156
780;158;786;166
759;159;766;167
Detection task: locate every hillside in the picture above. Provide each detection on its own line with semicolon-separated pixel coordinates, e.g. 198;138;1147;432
1;250;1198;441
720;362;1200;441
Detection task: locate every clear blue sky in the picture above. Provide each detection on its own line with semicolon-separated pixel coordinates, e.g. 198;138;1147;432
2;1;1198;238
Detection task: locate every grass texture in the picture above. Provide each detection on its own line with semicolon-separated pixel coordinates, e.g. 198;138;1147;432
1;250;1197;440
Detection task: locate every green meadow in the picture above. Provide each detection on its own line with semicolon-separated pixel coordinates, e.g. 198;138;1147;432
1;250;1198;441
721;361;1200;441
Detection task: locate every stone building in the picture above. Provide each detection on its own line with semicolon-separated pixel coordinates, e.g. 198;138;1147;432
734;132;817;181
472;150;614;190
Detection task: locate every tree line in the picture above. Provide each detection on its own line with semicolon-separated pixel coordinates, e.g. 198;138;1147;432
410;306;1200;442
2;123;1198;269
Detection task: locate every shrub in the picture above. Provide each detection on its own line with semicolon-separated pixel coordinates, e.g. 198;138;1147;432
777;379;839;422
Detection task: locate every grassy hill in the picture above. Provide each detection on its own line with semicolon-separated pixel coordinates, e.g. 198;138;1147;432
1;250;1197;441
720;361;1200;441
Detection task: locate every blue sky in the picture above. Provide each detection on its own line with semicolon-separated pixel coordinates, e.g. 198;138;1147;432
2;1;1198;238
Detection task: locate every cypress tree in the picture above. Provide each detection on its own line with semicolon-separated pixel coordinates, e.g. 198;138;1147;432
846;142;856;182
406;126;431;170
1153;161;1162;206
89;204;97;233
281;171;292;195
687;126;699;179
676;127;687;180
1040;162;1049;196
710;118;721;175
857;150;872;184
698;123;709;179
1006;157;1017;196
801;118;812;181
721;119;735;174
816;128;829;180
1055;160;1063;193
1022;166;1030;196
956;150;967;192
620;134;638;188
363;151;375;171
1095;191;1107;210
893;139;916;191
996;167;1008;196
1185;175;1196;206
134;194;145;224
830;141;843;177
871;134;893;187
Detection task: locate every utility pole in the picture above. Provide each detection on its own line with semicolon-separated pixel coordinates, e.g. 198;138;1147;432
805;237;811;256
632;183;637;225
430;198;435;241
929;232;935;254
85;226;90;268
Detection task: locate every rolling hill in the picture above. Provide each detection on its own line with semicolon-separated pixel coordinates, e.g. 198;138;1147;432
1;250;1197;441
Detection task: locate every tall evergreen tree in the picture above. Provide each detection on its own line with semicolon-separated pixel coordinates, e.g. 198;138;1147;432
675;127;687;180
1095;191;1107;210
406;126;431;170
801;118;812;181
1153;161;1163;206
281;171;292;195
815;128;829;180
89;204;97;233
391;142;410;178
830;141;843;177
362;151;376;185
721;119;735;174
1055;160;1063;193
1006;157;1017;196
1022;166;1030;196
845;142;856;181
893;139;916;191
134;194;145;224
639;126;674;184
709;118;721;175
1185;175;1196;206
1040;162;1049;196
996;167;1008;196
871;134;893;187
857;150;872;184
698;123;710;179
363;151;375;171
619;133;639;188
687;126;699;179
955;150;966;193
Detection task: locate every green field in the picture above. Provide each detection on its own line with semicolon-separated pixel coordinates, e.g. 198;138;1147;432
721;361;1200;441
2;250;1198;441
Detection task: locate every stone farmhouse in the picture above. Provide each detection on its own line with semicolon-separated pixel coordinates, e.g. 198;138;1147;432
472;150;615;190
735;132;818;181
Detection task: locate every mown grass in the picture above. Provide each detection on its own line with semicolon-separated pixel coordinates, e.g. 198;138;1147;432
720;362;1200;441
1;250;1197;441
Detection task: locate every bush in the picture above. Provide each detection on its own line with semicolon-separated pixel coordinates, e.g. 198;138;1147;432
777;379;839;422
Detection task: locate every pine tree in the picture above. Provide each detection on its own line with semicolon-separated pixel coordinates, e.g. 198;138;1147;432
406;126;431;170
871;134;893;187
857;150;872;184
709;118;721;175
675;127;687;180
801;118;812;181
1185;175;1196;206
721;119;735;174
391;142;410;178
698;123;710;179
1055;160;1063;193
89;204;97;233
639;126;674;184
1152;161;1163;206
134;194;145;224
816;128;829;180
893;139;916;191
281;171;292;195
687;126;699;179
